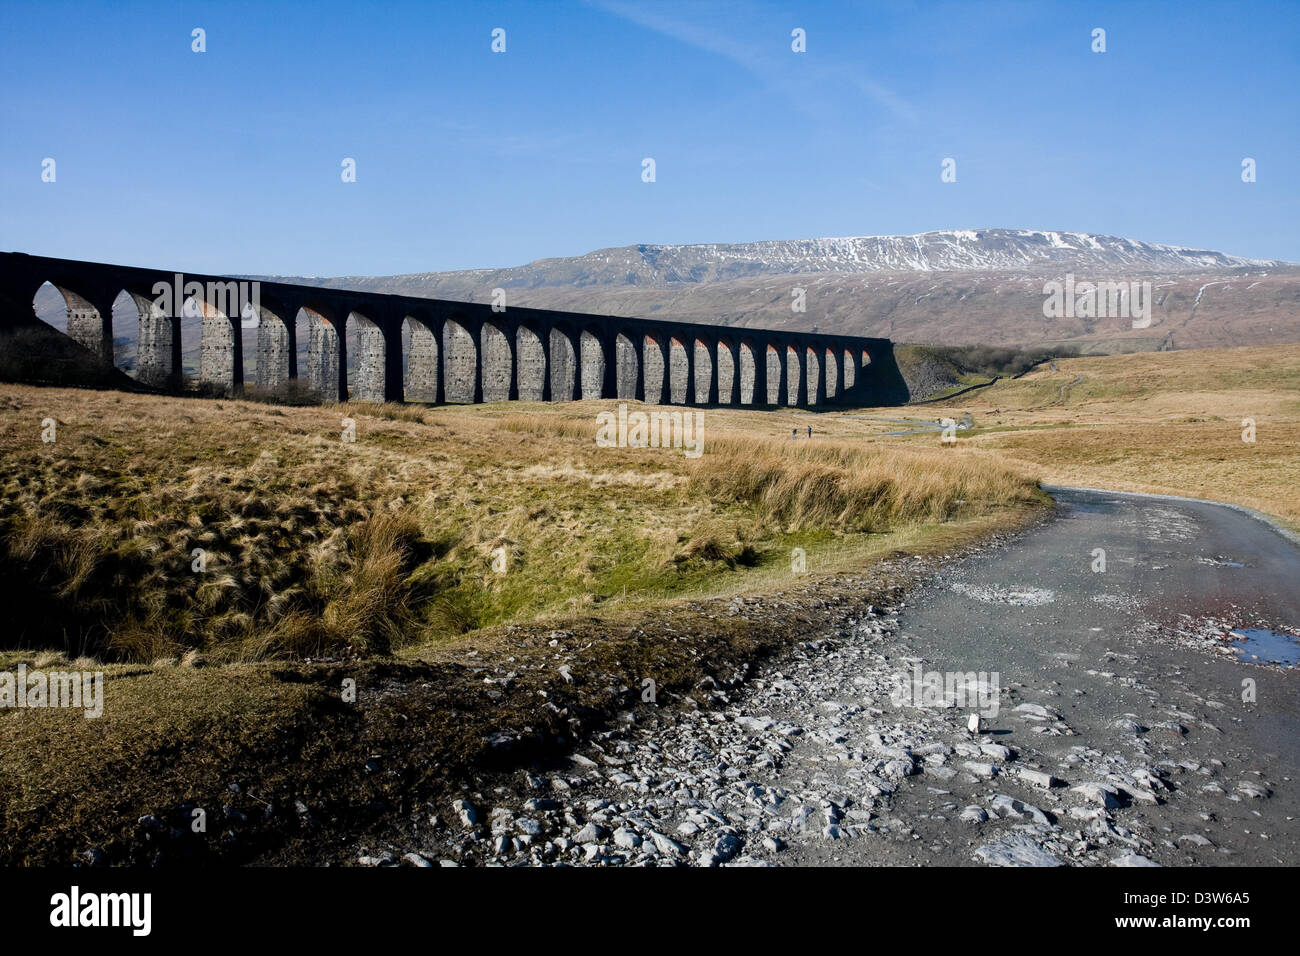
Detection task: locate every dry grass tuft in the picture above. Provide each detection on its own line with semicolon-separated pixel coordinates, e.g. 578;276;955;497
694;436;1042;532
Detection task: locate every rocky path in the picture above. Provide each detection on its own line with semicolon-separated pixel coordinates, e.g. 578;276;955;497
355;488;1300;867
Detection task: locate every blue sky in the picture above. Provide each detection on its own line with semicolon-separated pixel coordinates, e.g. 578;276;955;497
1;0;1296;275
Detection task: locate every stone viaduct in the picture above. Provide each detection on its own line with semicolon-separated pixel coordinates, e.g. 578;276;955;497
0;252;907;407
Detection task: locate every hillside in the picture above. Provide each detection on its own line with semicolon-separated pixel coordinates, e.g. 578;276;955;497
261;229;1300;353
279;230;1287;287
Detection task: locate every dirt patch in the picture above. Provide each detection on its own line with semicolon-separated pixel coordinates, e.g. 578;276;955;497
0;508;1046;866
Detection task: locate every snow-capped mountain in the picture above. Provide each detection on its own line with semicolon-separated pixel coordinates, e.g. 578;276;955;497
259;230;1299;353
295;229;1285;295
513;229;1283;283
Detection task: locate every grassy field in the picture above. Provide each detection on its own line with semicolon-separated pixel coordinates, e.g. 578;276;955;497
0;385;1042;664
3;343;1294;663
894;345;1300;529
1;342;1295;864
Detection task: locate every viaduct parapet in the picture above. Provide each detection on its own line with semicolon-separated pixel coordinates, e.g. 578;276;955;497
0;252;908;407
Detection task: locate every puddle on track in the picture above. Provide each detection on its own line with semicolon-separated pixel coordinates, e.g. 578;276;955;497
1230;628;1300;667
1198;555;1246;568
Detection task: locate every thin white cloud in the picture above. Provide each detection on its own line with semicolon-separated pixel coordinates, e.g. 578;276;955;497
587;0;916;123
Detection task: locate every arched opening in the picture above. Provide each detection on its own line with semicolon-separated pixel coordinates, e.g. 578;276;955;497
716;340;735;405
785;344;801;406
403;315;439;402
738;341;757;405
197;298;238;395
249;301;292;389
350;311;386;402
481;321;511;403
642;335;666;404
842;348;856;391
805;346;821;406
19;281;125;382
31;281;73;334
177;295;204;384
765;344;782;405
293;308;311;393
238;301;260;387
39;287;152;380
127;288;180;388
615;332;638;399
515;325;545;400
548;327;576;401
668;336;689;404
296;306;341;401
579;329;604;399
107;291;138;377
